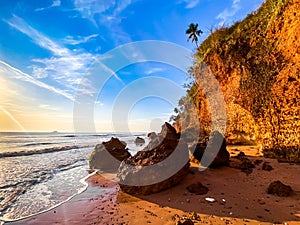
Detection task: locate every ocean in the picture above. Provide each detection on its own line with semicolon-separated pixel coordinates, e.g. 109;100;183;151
0;132;147;223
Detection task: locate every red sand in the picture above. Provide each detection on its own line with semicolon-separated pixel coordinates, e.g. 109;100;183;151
6;146;300;225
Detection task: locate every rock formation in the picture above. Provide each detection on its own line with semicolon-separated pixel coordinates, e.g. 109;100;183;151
134;137;145;146
117;122;190;195
189;131;230;168
89;137;131;172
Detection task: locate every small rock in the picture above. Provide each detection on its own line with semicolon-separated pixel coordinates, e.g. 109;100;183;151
267;181;293;197
186;182;209;195
232;151;246;160
262;162;273;171
254;159;263;166
205;197;216;203
190;212;201;221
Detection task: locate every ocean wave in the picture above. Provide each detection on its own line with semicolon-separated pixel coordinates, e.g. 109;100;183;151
0;145;93;158
0;168;96;223
0;159;87;220
61;135;77;138
22;142;53;147
60;134;109;138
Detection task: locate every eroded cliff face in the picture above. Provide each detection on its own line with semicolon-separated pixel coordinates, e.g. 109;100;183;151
180;0;300;161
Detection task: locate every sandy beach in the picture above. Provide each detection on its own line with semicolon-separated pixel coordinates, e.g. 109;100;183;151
7;146;300;225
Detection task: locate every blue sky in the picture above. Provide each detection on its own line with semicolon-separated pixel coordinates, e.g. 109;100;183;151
0;0;264;132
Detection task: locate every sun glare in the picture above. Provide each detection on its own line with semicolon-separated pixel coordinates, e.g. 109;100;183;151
0;105;26;132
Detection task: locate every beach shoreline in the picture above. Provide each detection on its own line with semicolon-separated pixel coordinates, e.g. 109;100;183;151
5;146;300;225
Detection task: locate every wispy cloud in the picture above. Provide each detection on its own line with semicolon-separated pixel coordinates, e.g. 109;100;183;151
72;0;133;24
216;0;241;26
73;0;115;22
3;15;101;95
178;0;200;9
95;101;104;106
72;0;134;45
39;104;58;111
145;68;164;75
4;15;69;56
0;60;74;101
35;0;61;11
63;34;99;45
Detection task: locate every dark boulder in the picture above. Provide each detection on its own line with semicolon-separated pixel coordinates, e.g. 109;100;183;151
233;151;246;160
118;123;190;195
239;158;255;174
254;159;263;166
186;182;209;195
190;131;229;168
89;137;131;172
267;181;293;197
147;132;157;140
176;219;194;225
135;137;145;146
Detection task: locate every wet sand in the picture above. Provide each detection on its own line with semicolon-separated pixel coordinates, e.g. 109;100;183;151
6;146;300;225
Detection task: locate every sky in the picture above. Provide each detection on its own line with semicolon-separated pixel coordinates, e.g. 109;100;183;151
0;0;264;132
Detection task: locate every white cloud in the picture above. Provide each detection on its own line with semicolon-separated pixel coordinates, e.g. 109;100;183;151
31;66;49;79
95;101;104;106
96;59;124;84
73;0;116;23
178;0;200;9
3;15;102;95
4;15;69;56
145;68;164;75
35;0;61;11
63;34;99;45
52;0;61;7
216;0;241;26
185;0;200;9
72;0;134;45
72;0;133;22
39;104;58;111
0;60;74;101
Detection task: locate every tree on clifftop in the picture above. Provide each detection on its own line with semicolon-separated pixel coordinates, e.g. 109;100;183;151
186;23;203;47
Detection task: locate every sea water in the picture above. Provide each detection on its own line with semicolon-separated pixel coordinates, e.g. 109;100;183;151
0;132;147;223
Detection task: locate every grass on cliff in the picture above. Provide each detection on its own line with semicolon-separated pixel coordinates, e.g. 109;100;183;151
197;0;289;60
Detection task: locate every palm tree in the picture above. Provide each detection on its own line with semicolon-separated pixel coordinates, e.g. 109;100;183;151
186;23;203;47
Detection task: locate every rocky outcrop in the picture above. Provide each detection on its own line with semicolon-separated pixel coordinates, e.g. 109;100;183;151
267;180;293;197
134;137;145;146
190;131;230;168
175;0;300;162
89;137;131;172
147;132;157;140
118;122;190;195
160;122;179;140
